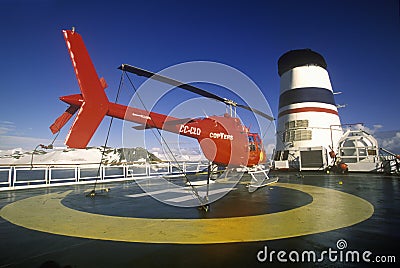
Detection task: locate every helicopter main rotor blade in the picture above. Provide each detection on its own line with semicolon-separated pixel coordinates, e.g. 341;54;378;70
118;64;274;121
118;64;225;102
236;104;275;121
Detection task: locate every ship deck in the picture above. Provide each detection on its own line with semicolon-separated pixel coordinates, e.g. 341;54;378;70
0;172;399;267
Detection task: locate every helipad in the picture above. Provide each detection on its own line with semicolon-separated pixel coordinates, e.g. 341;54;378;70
0;172;398;267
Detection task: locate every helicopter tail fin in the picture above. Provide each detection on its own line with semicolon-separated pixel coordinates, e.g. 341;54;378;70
59;29;109;148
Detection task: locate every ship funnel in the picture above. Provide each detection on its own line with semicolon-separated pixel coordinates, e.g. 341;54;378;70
274;49;343;170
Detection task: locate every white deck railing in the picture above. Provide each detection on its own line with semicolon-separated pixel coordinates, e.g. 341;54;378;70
0;161;208;191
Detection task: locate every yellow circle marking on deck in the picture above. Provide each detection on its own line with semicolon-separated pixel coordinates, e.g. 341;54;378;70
0;183;373;244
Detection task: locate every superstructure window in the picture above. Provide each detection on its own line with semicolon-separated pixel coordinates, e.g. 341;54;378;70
285;120;309;129
283;120;311;142
283;129;312;142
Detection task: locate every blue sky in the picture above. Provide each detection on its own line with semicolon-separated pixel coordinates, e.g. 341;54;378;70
0;0;399;151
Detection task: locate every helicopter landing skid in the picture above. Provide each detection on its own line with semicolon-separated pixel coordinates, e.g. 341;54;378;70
247;166;278;193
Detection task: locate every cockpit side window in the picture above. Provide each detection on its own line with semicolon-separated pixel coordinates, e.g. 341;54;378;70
248;135;256;151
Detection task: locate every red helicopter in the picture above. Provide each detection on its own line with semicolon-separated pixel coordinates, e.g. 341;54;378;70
50;29;274;168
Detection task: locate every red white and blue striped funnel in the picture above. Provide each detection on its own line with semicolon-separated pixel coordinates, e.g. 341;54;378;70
275;49;343;169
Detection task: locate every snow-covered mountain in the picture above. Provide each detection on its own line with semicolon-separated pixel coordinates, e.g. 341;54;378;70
0;147;160;165
150;146;207;162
